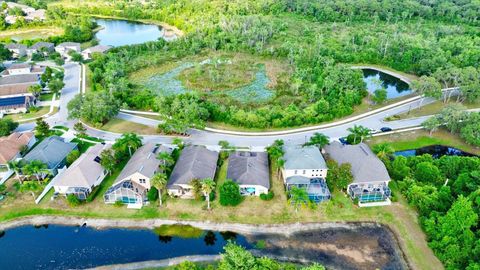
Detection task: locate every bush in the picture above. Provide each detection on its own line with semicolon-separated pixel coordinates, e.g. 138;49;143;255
219;180;242;206
147;186;158;201
114;200;123;207
66;150;80;166
66;194;81;206
260;191;274;201
86;187;100;202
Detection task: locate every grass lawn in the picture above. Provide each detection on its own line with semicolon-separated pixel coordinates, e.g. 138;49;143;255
4;107;53;122
390;100;480;120
367;128;480;155
39;93;58;102
52;125;69;131
70;138;95;154
0;26;63;41
100;118;160;135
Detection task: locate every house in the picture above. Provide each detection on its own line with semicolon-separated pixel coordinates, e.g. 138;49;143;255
5;15;17;24
53;144;110;200
81;45;112;60
24;9;46;21
104;143;172;207
22;136;77;176
3;63;45;75
55;42;81;59
324;142;392;207
27;42;54;56
5;43;27;58
226;151;269;196
282;145;331;203
0;132;35;167
167;145;219;198
6;2;35;14
0;73;40;114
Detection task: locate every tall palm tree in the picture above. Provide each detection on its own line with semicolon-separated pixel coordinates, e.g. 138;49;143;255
304;132;330;149
114;133;143;156
347;125;371;144
288;186;309;213
7;160;22;184
24;160;49;181
201;178;216;211
372;143;395;160
151;173;168;207
157;151;174;172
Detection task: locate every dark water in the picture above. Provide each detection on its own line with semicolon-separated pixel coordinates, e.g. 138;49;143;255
394;145;476;158
362;69;412;99
94;19;162;47
0;224;406;270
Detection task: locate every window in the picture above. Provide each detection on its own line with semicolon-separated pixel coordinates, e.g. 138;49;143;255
139;179;146;184
303;170;306;174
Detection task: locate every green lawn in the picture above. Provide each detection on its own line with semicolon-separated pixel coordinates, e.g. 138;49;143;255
39;93;58;102
0;26;63;41
99;118;160;135
390;100;480;120
70;139;95;154
4;107;51;122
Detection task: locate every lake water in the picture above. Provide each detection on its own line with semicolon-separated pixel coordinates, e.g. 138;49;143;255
0;224;407;270
94;19;163;47
362;69;412;99
394;145;476;158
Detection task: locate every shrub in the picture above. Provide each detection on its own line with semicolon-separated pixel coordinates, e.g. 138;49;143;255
260;191;274;201
219;179;242;206
114;200;123;207
147;186;158;201
66;150;80;166
66;194;81;206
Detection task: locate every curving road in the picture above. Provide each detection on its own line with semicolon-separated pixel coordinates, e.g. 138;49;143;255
14;62;457;148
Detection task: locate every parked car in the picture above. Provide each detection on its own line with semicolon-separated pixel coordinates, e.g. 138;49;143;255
339;137;348;145
380;127;393;132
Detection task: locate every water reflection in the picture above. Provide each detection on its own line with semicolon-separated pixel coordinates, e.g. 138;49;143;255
362;69;412;99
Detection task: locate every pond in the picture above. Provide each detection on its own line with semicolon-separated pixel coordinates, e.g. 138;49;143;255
94;19;163;47
394;145;476;158
362;69;412;99
0;223;407;270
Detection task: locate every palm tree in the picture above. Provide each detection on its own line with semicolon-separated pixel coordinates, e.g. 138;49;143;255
7;160;22;184
24;160;49;181
114;133;143;156
157;151;174;172
288;186;309;213
201;178;216;211
151;173;168;207
347;125;371;144
372;143;395;160
276;158;285;175
304;132;330;149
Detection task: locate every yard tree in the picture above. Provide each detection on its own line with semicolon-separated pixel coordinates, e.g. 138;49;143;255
68;51;83;62
157;151;174;172
414;162;443;186
113;133;143;157
219;179;242;206
266;139;284;161
201;178;216;210
66;150;80;166
422;116;442;136
172;137;184;149
0;43;11;61
41;66;53;83
73;122;87;137
390;156;411;180
7;160;22;184
23;160;49;181
347;125;371;144
304;132;329;148
372;143;395;161
288;186;309;212
99;149;116;175
67;92;120;125
28;84;42;97
48;79;65;95
151;173;168;207
0;118;18;136
34;118;50;137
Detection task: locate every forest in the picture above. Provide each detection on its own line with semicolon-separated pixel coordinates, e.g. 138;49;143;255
60;0;480;132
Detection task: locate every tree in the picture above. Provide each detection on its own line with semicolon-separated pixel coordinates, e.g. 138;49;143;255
99;149;116;175
438;103;468;133
304;132;329;148
151;173;168;207
422;116;442;136
266;139;284;161
157;151;174;172
414;162;443;186
372;88;387;104
27;84;42;97
412;76;442;105
68;51;83;62
23;160;49;181
73;122;87;137
288;186;309;212
67;92;120;125
372;143;395;160
0;43;12;61
7;160;22;184
47;79;65;95
347;125;371;144
218;242;257;270
219;179;242;206
0;118;18;136
201;178;216;210
113;133;143;157
390;156;410;181
66;150;80;166
34;118;50;137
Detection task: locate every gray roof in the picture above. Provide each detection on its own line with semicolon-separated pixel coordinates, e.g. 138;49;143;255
23;136;77;169
0;74;39;85
29;42;54;50
168;145;218;187
283;145;327;170
8;63;30;70
5;43;27;50
115;143;171;184
227;151;270;189
84;45;112;53
286;175;311;185
57;42;81;50
55;144;110;188
324;142;390;184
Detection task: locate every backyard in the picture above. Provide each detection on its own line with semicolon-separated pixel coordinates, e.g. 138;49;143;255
4;107;56;122
0;27;63;41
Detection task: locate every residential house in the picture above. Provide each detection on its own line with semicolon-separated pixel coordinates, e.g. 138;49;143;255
324;141;392;207
0;73;40;114
55;42;81;59
53;144;110;200
3;63;45;75
6;2;35;14
282;145;331;203
226;151;270;196
24;9;46;21
0;132;35;167
5;43;27;58
167;145;219;198
104;143;172;207
81;45;112;60
22;136;77;176
27;42;55;56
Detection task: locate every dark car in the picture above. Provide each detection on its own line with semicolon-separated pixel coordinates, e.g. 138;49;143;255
339;137;348;145
380;127;393;132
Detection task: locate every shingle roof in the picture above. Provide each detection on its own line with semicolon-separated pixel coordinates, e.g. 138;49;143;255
227;151;270;189
8;63;31;70
115;143;171;184
84;45;112;53
56;42;81;50
29;42;54;50
55;144;110;189
324;141;390;183
0;132;34;164
168;145;218;187
283;145;327;170
5;43;27;50
23;136;77;169
0;74;39;85
0;84;34;96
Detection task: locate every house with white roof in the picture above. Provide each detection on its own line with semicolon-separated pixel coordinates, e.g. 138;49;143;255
55;42;81;59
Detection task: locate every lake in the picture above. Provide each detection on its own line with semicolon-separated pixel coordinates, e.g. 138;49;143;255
94;19;163;47
394;145;476;158
362;69;412;99
0;223;407;270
